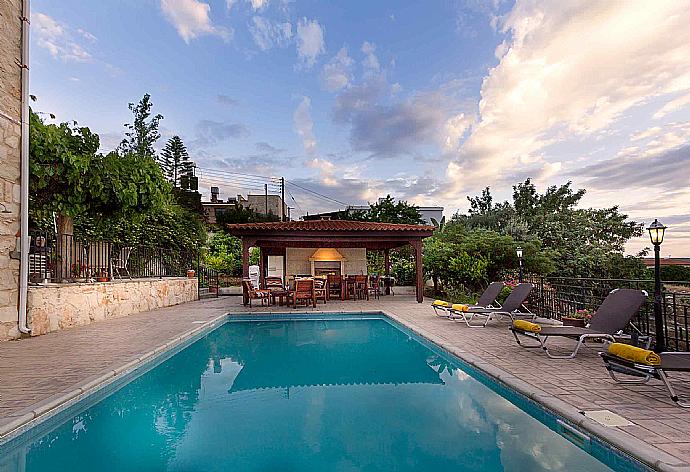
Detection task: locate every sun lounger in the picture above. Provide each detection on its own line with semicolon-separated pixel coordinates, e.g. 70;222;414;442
600;343;690;408
431;282;504;318
450;283;534;327
510;288;646;359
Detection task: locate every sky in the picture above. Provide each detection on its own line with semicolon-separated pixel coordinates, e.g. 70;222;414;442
29;0;690;256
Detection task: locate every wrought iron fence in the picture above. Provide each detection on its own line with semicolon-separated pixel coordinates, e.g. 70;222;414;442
525;275;690;352
28;231;196;283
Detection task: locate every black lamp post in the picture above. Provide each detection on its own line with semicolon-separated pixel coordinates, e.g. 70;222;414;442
516;246;524;283
648;219;667;353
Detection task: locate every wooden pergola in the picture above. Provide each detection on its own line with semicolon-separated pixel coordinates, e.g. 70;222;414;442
224;220;435;303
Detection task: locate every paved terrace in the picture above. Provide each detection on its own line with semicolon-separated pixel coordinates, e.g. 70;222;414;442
1;295;689;469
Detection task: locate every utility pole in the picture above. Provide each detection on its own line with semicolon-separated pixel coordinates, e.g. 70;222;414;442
281;177;285;222
264;184;268;216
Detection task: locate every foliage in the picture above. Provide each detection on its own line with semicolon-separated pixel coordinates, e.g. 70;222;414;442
118;93;163;159
424;224;555;294
30;101;204;253
160;135;194;188
352;195;425;224
215;206;280;226
658;265;690;282
205;232;242;274
455;179;644;278
29;109;100;220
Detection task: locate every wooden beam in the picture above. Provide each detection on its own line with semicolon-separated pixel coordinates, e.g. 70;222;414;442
411;240;423;303
384;248;390;296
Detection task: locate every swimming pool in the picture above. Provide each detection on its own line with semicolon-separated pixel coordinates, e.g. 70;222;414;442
0;314;647;471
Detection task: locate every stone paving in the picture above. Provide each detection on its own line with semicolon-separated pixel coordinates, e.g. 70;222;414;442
1;295;689;468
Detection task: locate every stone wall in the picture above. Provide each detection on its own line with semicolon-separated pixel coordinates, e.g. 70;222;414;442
25;278;198;337
286;248;367;276
0;0;23;341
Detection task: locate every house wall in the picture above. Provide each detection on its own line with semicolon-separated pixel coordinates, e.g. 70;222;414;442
0;0;23;341
286;248;367;276
246;194;287;219
26;278;198;337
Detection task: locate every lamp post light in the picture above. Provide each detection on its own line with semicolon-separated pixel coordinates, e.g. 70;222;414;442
516;246;524;283
647;219;667;353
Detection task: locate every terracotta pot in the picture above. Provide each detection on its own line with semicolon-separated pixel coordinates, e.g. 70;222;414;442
562;317;586;328
187;269;196;278
96;276;109;282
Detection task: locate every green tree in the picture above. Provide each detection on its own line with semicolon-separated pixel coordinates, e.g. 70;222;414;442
160;136;194;188
359;195;425;224
118;93;163;159
459;179;643;278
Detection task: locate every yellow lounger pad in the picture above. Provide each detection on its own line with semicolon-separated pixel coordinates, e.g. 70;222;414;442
452;304;469;312
433;300;449;307
512;320;542;333
607;343;661;366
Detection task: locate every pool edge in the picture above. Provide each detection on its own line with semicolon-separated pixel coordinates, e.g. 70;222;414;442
381;310;689;472
2;310;688;472
0;312;230;444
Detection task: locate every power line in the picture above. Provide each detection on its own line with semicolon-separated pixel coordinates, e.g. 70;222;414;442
286;189;304;215
285;180;349;207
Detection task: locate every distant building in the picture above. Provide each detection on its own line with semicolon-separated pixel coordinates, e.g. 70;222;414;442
642;257;690;267
303;201;443;225
201;187;287;224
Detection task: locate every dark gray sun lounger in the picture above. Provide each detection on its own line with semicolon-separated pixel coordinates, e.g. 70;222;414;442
511;288;647;359
451;283;534;327
601;350;690;408
432;282;504;318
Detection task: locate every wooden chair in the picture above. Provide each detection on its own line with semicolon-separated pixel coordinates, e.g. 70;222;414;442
368;275;381;300
289;278;316;308
355;275;368;300
314;277;328;304
264;276;284;292
242;278;271;307
327;274;342;299
346;275;357;299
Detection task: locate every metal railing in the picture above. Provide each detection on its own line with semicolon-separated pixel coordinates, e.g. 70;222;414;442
28;231;196;283
525;276;690;351
196;253;219;298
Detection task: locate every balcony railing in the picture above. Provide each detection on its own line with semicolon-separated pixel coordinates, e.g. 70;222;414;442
526;276;690;351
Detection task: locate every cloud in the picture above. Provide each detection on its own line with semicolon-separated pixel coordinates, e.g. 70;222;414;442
248;16;292;50
32;12;92;62
445;1;690;191
76;28;97;42
216;94;239;107
192;119;249;147
293;96;317;157
361;41;380;74
333;79;463;158
249;0;268;10
296;18;325;68
160;0;232;43
321;47;354;91
653;91;690;119
580;143;690;190
255;142;285;153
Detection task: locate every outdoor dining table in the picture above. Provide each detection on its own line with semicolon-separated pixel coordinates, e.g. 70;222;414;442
270;289;290;306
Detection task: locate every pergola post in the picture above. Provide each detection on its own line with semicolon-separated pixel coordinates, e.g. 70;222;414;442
384;248;390;295
241;238;251;278
411;239;423;303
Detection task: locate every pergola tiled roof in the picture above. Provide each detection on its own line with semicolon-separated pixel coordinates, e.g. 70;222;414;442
225;220;435;302
225;220;435;232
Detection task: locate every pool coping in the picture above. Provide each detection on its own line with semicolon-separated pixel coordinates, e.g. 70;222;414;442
1;309;688;472
381;310;690;472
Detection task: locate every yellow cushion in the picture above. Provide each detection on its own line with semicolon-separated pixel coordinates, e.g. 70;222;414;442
452;304;469;312
512;320;542;333
607;343;661;366
433;300;449;307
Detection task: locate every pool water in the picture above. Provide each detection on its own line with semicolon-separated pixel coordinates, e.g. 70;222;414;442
2;317;630;471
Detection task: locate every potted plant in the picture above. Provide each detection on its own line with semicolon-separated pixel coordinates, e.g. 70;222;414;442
562;308;594;327
71;261;87;282
96;268;110;283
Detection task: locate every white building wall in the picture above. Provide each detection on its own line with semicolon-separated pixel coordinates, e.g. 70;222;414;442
285;248;367;276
